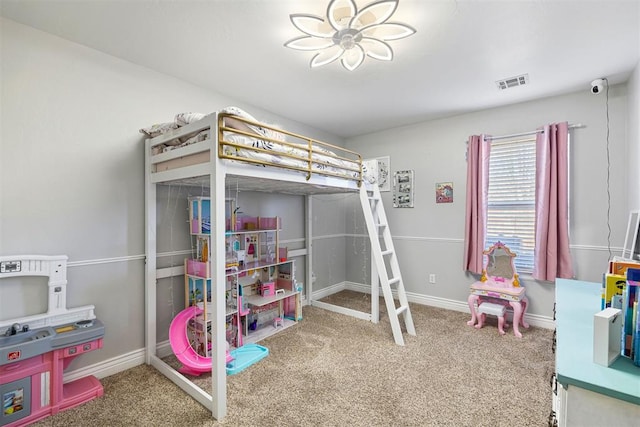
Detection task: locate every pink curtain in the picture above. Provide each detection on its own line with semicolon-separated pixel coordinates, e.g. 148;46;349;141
533;122;574;281
463;135;491;274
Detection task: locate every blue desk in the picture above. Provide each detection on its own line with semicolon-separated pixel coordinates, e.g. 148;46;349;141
555;279;639;425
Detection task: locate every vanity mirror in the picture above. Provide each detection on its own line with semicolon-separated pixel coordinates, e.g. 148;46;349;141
481;242;519;287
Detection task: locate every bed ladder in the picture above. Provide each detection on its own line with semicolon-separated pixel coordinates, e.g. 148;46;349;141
359;184;416;346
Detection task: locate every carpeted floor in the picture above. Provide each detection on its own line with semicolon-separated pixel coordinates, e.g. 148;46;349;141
32;291;555;426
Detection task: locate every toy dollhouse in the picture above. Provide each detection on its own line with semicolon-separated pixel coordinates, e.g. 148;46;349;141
168;197;302;376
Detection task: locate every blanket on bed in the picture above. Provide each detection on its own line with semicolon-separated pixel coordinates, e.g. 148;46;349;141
141;107;376;183
140;107;284;144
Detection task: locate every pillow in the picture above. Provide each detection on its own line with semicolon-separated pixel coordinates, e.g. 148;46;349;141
224;116;257;135
251;138;275;150
221;106;286;142
266;127;286;142
141;115;207;146
139;122;177;137
220;106;259;122
175;112;207;127
361;161;377;184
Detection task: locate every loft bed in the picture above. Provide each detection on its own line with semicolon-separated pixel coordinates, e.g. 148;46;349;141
146;106;370;191
144;107;380;420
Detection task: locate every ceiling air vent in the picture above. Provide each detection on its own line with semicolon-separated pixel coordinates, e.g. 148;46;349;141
496;74;529;90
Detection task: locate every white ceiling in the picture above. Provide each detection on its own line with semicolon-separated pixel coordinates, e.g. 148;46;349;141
2;0;639;138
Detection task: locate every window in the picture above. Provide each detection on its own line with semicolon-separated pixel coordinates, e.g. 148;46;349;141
485;138;536;272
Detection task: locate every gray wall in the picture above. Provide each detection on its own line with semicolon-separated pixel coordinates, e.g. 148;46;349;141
1;16;637;373
628;61;640;211
342;84;631;319
0;19;337;368
309;193;351;291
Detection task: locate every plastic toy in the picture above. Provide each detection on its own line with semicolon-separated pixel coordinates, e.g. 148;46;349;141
226;344;269;375
0;255;104;427
260;281;275;297
475;301;508;335
168;306;233;376
273;317;283;329
169;307;269;376
467;242;529;337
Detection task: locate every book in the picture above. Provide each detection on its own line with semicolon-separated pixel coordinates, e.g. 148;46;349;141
634;300;640;366
633;301;639;365
621;268;640;358
602;273;626;309
609;259;640;276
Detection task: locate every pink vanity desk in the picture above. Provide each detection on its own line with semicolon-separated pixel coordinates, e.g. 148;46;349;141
466;242;529;337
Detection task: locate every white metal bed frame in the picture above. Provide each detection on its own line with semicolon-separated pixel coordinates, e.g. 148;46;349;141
144;112;381;420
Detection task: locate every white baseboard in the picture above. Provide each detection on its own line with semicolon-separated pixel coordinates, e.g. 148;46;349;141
64;340;175;383
156;339;174;359
337;281;556;330
64;348;146;382
310;281;347;300
66;283;554;383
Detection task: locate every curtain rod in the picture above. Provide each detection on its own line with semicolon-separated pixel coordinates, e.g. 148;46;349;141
483;123;584;141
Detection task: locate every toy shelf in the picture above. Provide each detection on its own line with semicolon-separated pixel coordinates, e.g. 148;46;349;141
224;227;282;272
243;317;297;345
192;301;238;318
244;289;298;307
225;258;288;276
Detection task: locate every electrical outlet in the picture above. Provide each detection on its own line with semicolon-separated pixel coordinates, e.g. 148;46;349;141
429;274;436;284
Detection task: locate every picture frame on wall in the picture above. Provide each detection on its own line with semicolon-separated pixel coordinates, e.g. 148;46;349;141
436;182;453;203
375;156;390;192
393;170;414;208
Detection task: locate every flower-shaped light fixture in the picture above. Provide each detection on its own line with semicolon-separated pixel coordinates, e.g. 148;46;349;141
284;0;416;71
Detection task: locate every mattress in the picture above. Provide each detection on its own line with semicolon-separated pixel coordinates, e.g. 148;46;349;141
144;107;375;184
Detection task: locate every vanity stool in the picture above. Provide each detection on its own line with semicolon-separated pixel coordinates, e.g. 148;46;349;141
467;242;529;337
475;301;507;335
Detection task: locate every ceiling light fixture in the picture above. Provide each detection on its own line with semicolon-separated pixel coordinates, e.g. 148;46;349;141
284;0;416;71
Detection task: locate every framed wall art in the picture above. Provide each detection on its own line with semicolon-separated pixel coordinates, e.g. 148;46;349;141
436;182;453;203
374;156;391;192
393;170;414;208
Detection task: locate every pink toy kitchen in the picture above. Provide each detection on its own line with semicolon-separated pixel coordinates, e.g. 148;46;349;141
0;255;105;427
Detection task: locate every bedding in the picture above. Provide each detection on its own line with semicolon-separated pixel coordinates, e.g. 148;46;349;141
143;107;375;183
140;121;178;138
150;130;209;155
143;107;283;154
222;133;362;180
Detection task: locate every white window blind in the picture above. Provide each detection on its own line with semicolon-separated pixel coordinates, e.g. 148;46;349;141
485;138;536;272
